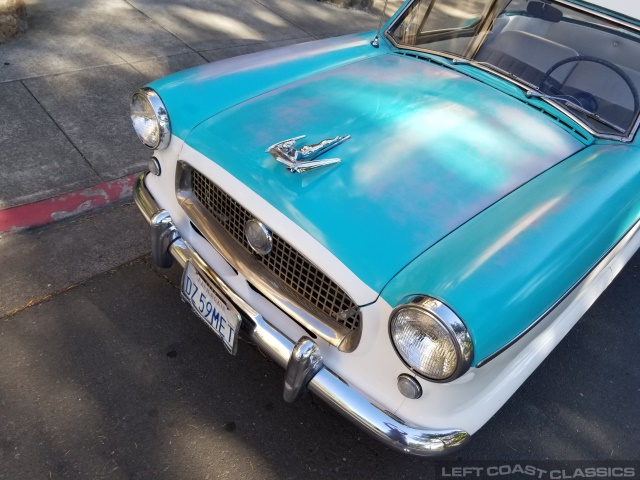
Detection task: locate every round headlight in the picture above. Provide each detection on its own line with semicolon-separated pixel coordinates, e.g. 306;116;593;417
390;296;473;382
130;88;171;149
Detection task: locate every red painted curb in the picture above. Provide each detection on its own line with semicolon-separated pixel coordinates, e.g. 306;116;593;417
0;173;140;234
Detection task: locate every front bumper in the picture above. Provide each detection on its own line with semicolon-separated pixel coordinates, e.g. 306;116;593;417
134;172;470;456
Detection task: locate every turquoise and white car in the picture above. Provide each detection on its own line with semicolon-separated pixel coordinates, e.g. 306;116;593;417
131;0;640;456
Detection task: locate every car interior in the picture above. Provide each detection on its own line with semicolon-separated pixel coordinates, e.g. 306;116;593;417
478;1;640;131
391;0;640;134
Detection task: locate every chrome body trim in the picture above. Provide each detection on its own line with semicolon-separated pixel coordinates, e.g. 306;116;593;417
132;87;171;150
175;162;362;353
383;0;640;142
390;296;474;382
134;173;471;456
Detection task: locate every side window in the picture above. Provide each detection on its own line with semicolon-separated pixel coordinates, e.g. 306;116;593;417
393;0;434;45
421;0;490;32
391;0;497;54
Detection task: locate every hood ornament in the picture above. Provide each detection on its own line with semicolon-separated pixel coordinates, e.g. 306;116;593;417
266;134;350;173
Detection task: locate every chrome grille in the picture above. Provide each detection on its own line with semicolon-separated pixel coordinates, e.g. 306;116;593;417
192;169;361;331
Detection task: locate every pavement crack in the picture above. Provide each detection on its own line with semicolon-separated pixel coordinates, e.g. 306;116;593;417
0;61;131;84
143;258;181;290
0;284;80;320
0;256;147;321
253;0;313;37
121;0;210;64
19;81;103;179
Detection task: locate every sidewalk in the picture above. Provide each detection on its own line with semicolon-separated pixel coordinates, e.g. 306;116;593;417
0;0;400;233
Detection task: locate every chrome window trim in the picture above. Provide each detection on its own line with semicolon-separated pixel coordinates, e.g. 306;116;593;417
175;161;362;353
389;295;474;383
555;0;640;32
383;0;640;142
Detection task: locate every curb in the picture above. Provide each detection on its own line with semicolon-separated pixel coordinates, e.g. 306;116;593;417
0;173;140;235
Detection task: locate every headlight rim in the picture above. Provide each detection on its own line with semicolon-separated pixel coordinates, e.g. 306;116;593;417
389;295;474;383
131;87;171;150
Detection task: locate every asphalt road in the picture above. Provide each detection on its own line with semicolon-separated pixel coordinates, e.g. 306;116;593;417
0;204;638;479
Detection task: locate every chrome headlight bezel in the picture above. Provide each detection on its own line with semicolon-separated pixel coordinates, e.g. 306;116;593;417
389;296;474;383
130;87;171;150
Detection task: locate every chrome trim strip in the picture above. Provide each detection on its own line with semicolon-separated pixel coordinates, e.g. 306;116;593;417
383;0;640;142
476;214;640;367
555;0;640;32
175;162;361;353
390;296;474;382
134;173;471;456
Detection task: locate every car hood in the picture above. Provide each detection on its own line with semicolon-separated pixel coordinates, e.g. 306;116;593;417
185;52;585;297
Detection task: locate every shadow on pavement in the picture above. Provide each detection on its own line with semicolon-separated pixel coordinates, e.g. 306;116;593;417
0;247;637;479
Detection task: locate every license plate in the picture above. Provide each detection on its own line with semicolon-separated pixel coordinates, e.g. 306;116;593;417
181;263;241;354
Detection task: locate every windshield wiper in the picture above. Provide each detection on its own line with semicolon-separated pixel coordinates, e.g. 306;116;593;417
451;58;533;85
452;57;628;134
526;90;627;134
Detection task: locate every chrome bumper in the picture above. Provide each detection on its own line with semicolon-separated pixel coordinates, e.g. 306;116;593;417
134;173;470;456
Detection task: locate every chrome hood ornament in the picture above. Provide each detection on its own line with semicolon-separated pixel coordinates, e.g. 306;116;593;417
266;134;350;173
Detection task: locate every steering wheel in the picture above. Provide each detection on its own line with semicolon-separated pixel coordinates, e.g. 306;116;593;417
538;55;639;121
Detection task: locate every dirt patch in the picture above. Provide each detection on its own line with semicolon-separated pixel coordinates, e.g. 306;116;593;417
0;0;27;43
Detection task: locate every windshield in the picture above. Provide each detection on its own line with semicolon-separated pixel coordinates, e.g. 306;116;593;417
388;0;640;137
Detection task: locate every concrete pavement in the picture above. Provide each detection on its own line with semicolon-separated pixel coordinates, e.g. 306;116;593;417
0;0;398;225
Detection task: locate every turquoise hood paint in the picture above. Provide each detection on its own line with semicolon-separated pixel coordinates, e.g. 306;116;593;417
148;32;388;140
184;52;585;295
382;144;640;364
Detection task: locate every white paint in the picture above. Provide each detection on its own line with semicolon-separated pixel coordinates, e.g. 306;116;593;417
145;137;412;414
145;136;640;437
394;216;640;434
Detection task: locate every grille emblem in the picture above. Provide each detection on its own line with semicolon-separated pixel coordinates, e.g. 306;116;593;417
266;134;350;173
244;219;273;256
